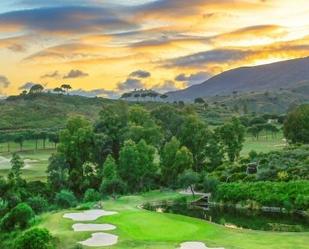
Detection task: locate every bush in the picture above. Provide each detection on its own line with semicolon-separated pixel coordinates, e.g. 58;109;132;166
27;196;48;214
0;203;34;231
15;228;55;249
55;190;77;208
83;189;101;203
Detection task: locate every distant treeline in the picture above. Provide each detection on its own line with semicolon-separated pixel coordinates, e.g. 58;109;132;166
0;129;61;152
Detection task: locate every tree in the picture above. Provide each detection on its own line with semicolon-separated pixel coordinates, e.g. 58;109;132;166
160;94;168;102
61;84;72;94
29;84;44;94
55;190;77;208
178;115;213;171
26;196;48;214
194;98;205;104
53;87;64;94
47;153;69;192
134;93;140;101
58;116;94;193
15;228;55;249
8;153;24;183
102;155;117;180
83;188;101;202
40;131;48;149
94;102;128;160
48;132;59;148
125;105;162;147
216;118;245;162
284;104;309;144
178;169;199;197
1;203;34;231
160;137;193;186
118;140;156;192
14;134;25;151
100;155;125;198
32;131;41;150
151;105;185;140
247;125;262;140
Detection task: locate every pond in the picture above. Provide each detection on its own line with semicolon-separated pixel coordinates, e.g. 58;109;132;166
143;201;309;232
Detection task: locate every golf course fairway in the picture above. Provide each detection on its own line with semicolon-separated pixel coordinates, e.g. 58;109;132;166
38;191;309;249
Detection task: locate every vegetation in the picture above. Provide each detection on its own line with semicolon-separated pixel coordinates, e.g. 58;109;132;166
15;228;55;249
284;104;309;143
0;93;308;249
215;181;309;210
37;191;309;249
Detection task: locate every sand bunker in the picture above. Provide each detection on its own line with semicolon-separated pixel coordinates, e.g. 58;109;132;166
72;223;116;232
178;242;224;249
63;209;117;221
0;156;11;169
79;232;118;247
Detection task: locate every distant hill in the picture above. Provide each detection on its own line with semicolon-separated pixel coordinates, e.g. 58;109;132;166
207;82;309;114
167;57;309;101
0;93;111;130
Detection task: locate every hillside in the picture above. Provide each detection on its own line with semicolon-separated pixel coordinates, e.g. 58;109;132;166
167;57;309;101
0;93;236;131
207;82;309;114
0;93;111;130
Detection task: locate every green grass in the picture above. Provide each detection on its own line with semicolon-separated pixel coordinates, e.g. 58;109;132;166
0;148;55;181
241;132;286;156
38;191;309;249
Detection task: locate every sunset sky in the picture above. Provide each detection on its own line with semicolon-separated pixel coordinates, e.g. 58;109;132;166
1;0;309;98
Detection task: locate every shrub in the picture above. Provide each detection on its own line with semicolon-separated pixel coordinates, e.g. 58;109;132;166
55;190;77;208
27;196;48;214
83;189;101;203
15;228;55;249
0;203;34;231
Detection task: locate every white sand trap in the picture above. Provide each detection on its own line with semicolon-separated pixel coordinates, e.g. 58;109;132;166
79;232;118;247
63;209;117;221
0;156;11;169
178;242;224;249
72;223;116;232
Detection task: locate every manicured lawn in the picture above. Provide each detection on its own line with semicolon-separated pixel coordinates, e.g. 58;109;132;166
39;191;309;249
0;149;55;181
241;133;286;156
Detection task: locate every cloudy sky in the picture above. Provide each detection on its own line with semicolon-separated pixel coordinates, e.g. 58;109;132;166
1;0;309;97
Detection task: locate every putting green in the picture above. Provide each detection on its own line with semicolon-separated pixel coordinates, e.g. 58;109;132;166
38;191;309;249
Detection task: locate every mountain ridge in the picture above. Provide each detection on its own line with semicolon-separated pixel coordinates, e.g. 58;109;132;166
166;56;309;101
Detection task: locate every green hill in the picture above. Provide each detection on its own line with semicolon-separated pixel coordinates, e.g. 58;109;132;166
0;93;112;131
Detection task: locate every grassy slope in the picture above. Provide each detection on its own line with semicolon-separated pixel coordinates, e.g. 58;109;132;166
39;191;309;249
0;94;111;130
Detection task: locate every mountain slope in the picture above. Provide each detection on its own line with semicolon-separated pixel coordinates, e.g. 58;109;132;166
167;57;309;101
